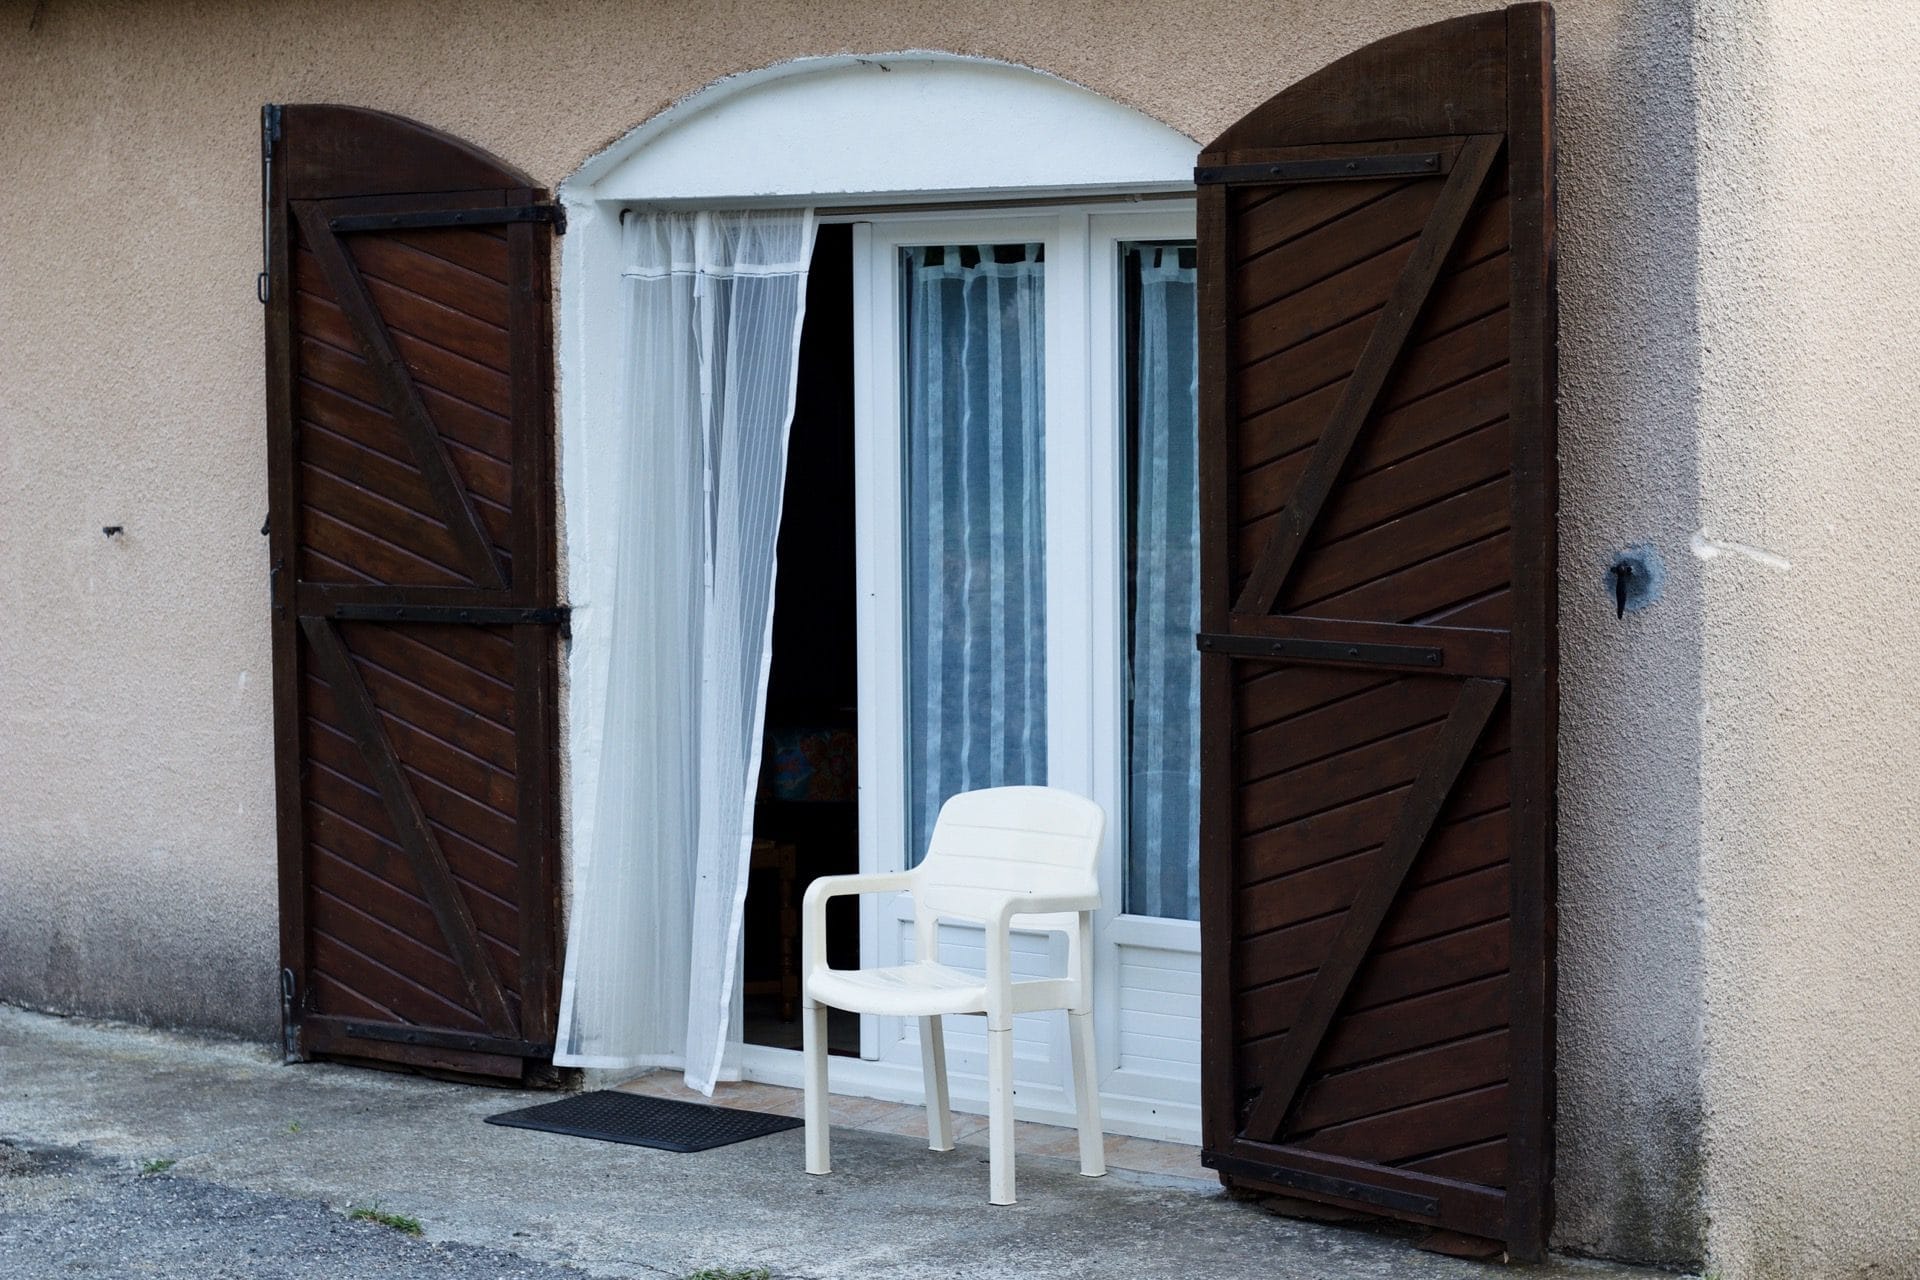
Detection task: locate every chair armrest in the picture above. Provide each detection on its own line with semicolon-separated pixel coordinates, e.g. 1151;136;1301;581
802;872;916;977
988;892;1102;930
984;893;1101;1021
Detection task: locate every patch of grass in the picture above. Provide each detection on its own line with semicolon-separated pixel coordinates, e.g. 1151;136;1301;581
347;1204;424;1236
683;1270;771;1280
287;1122;301;1134
138;1158;176;1175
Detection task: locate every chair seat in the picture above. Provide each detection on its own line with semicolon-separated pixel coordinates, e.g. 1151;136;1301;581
807;962;988;1017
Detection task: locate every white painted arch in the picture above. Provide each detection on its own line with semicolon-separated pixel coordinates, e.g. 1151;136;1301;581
564;52;1200;205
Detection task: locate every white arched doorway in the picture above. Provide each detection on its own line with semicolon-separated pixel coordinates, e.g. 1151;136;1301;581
556;54;1205;1141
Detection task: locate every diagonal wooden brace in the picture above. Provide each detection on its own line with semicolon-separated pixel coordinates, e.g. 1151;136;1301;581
301;616;517;1036
1233;134;1504;618
293;201;506;591
1240;676;1506;1143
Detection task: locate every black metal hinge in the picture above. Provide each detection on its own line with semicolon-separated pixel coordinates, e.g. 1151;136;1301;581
1205;1151;1442;1218
257;103;283;304
279;967;300;1062
1196;632;1444;668
1195;151;1443;186
326;603;568;624
323;604;570;638
329;204;566;235
341;1021;553;1059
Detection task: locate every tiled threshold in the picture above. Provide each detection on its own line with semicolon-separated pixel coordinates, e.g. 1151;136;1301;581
616;1071;1210;1185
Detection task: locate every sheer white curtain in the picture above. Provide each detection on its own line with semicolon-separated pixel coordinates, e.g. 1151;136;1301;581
556;208;815;1091
902;244;1048;862
1126;246;1201;920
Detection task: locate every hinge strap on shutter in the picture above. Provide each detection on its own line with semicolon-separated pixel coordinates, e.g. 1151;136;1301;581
1194;151;1443;185
329;204;567;234
256;103;282;304
1196;632;1443;668
279;966;299;1062
325;603;570;627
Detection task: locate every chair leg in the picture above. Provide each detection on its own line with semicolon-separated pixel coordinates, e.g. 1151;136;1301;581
1067;1010;1105;1178
920;1015;954;1151
986;1025;1016;1205
803;1000;830;1175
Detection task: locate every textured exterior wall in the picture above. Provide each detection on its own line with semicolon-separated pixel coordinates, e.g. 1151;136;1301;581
0;0;1766;1265
1549;2;1708;1266
1691;3;1920;1276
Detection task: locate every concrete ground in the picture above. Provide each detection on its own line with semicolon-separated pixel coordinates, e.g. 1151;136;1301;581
610;1071;1208;1183
0;1006;1667;1279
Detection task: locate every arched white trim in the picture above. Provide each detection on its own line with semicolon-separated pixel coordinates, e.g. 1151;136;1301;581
564;53;1199;205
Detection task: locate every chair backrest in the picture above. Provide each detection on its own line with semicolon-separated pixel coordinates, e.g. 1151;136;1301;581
915;786;1105;924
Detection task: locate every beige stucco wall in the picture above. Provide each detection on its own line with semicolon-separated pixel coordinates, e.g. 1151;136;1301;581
1690;3;1920;1277
6;0;1912;1271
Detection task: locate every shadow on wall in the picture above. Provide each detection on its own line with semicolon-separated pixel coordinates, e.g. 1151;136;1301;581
1549;0;1707;1269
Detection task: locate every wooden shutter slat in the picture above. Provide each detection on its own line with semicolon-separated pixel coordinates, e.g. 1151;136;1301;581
1292;1029;1510;1134
1403;1138;1508;1185
1240;677;1504;1141
348;236;515;327
301;616;518;1036
293;200;507;590
1233;133;1502;618
1235;176;1409;260
1234;180;1444;318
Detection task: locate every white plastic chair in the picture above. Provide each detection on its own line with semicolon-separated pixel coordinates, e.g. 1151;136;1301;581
800;786;1107;1205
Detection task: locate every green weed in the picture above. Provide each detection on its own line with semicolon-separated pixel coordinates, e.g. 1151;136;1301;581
347;1204;424;1236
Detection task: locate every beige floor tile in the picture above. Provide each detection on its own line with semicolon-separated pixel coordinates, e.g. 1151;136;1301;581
720;1083;799;1111
1019;1127;1091;1160
851;1102;943;1140
1105;1134;1205;1179
954;1118;1064;1150
614;1073;699;1101
743;1090;808;1118
943;1112;991;1140
611;1072;1199;1178
826;1094;915;1127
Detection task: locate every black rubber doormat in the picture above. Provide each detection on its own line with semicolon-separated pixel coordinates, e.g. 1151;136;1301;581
485;1090;804;1153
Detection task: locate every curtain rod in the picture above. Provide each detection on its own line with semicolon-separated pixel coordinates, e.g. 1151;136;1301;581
618;190;1195;221
825;189;1194;216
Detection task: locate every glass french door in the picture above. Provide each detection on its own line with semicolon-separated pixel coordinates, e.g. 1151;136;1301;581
831;205;1203;1141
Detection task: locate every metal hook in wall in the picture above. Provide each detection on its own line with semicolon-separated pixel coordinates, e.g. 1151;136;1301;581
1607;544;1664;619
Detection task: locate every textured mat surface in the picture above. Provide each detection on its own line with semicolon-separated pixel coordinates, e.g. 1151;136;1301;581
485;1090;803;1153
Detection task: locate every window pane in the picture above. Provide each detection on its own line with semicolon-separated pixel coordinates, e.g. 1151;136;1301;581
902;244;1048;864
1123;242;1200;920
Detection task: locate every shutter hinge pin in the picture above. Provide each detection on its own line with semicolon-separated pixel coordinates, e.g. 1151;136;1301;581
279;966;299;1062
257;104;282;304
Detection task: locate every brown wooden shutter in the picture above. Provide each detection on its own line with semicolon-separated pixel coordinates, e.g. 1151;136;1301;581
1195;6;1557;1258
262;105;564;1079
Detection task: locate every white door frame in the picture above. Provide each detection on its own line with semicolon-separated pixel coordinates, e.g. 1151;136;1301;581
735;202;1203;1143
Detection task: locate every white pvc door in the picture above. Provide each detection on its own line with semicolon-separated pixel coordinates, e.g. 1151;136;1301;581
824;206;1203;1141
